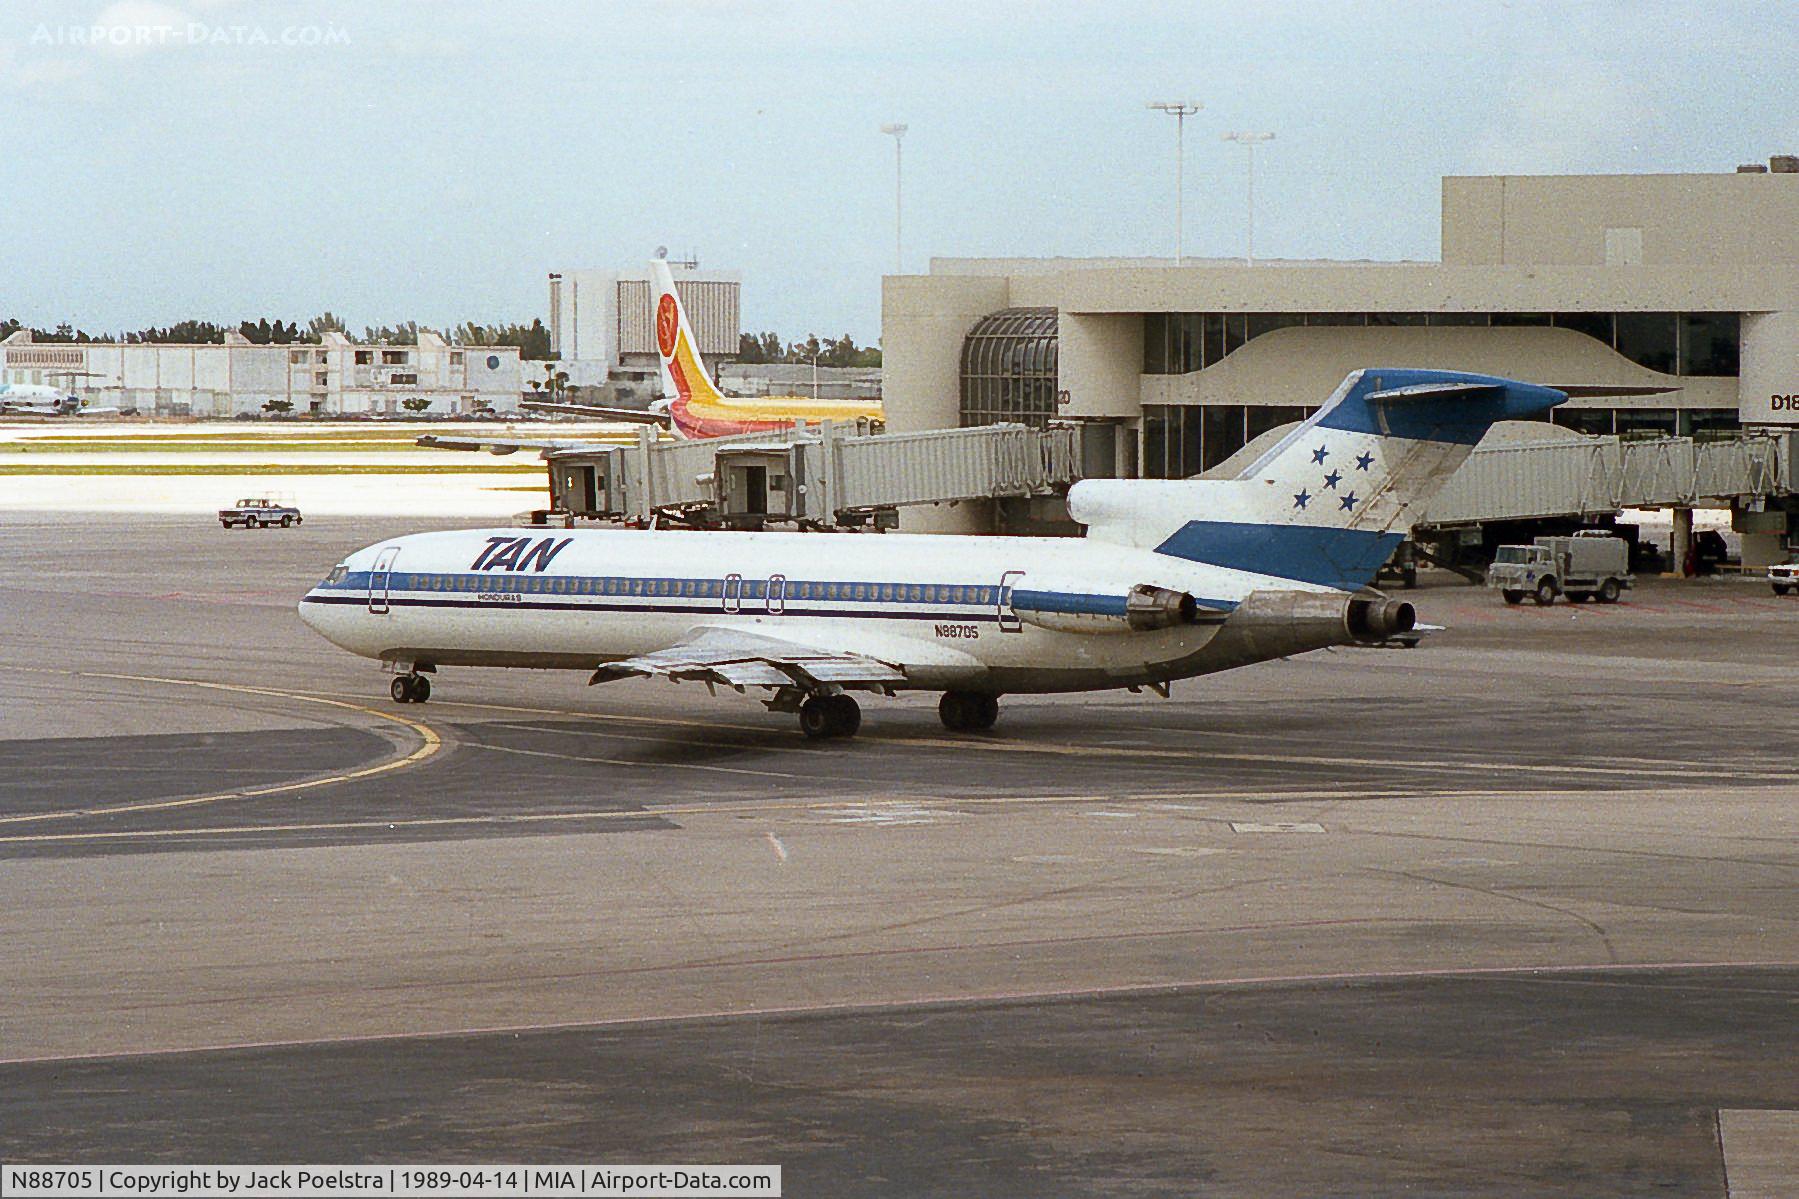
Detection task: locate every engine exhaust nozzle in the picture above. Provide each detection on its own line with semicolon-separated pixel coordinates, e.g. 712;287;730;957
1348;597;1416;641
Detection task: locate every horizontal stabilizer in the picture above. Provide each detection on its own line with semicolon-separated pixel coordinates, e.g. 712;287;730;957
1363;381;1505;404
1549;384;1681;398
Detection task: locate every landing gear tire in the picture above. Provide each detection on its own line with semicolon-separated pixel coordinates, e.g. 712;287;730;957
390;674;430;704
799;694;859;739
1532;579;1557;606
824;694;860;738
939;690;999;732
1501;589;1523;605
1598;578;1622;604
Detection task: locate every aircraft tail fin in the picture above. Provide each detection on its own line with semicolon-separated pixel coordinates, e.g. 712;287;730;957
649;258;726;412
1069;369;1567;591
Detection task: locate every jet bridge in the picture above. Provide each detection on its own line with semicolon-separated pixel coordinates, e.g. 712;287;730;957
477;421;1081;528
424;422;1794;538
1418;430;1791;526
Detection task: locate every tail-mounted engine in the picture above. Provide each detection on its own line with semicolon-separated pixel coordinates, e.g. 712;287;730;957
1009;580;1204;635
1347;595;1416;642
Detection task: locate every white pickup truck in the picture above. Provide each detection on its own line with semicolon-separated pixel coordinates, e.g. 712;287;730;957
218;497;302;529
1770;561;1799;596
1488;532;1632;606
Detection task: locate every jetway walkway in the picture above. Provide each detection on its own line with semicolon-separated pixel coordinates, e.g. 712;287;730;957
1418;430;1792;527
429;422;1793;533
533;421;1079;527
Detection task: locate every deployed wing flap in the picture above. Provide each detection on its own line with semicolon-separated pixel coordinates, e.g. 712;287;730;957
590;627;907;690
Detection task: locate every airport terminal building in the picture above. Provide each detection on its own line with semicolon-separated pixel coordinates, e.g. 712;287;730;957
883;163;1799;530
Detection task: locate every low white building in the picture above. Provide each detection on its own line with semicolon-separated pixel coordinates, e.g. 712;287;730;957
1;328;523;417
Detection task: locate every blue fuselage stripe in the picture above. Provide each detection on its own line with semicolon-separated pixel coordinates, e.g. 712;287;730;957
1010;589;1131;617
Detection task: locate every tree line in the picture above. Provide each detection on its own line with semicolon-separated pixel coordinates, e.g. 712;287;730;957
734;330;880;367
2;315;872;367
0;315;553;358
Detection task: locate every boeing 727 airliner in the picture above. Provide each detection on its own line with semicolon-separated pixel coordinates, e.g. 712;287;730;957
300;369;1565;738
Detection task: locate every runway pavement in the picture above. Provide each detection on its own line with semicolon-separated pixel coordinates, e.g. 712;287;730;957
1;513;1795;1195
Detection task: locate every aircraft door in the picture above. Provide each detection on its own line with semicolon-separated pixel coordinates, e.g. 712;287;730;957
998;569;1025;632
767;574;786;614
369;546;400;615
723;572;742;614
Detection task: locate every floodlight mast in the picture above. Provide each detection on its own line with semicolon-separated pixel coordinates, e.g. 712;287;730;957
1146;101;1202;264
1221;131;1275;265
880;123;908;273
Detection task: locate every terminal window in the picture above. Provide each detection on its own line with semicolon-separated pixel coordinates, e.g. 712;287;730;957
1142;404;1311;479
1142;311;1739;378
960;307;1059;428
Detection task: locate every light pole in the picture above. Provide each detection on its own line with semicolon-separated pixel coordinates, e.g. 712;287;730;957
1146;100;1202;264
1221;131;1274;265
880;123;907;273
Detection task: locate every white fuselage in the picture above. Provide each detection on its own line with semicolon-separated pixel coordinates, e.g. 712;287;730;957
299;527;1350;694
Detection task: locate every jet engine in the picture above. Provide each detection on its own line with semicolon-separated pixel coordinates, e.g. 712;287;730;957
1347;595;1417;641
1008;579;1205;635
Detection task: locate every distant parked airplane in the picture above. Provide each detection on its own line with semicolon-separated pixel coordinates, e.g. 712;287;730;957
0;383;118;417
523;259;884;439
302;368;1566;739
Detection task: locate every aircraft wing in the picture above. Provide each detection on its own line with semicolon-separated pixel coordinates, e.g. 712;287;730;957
416;433;600;456
589;626;908;691
522;400;672;425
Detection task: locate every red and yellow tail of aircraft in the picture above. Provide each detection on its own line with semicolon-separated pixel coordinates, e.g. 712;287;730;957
649;258;884;440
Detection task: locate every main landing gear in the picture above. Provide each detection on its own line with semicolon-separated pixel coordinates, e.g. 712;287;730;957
390;672;431;704
938;690;999;732
798;694;861;740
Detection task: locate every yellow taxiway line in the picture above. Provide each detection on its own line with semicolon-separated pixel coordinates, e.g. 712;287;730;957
0;667;441;825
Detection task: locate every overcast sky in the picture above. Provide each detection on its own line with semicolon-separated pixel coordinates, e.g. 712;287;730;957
2;1;1793;344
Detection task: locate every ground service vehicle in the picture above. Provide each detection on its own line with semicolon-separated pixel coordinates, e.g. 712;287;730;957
1489;532;1631;606
219;497;302;529
1770;561;1799;595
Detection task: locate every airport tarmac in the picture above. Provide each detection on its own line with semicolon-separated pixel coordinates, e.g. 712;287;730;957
1;512;1795;1196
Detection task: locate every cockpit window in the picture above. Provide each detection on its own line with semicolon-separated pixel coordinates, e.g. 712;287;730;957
326;564;348;584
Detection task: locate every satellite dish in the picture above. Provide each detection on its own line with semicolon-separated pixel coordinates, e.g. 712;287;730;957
654;246;669;260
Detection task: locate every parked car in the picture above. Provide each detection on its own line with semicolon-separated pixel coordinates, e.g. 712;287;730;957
1770;561;1799;596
